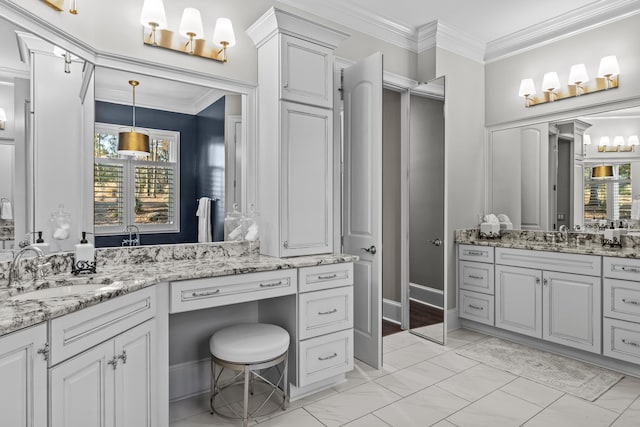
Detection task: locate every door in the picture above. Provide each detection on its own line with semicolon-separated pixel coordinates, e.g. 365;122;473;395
50;340;115;427
495;265;542;338
543;271;601;353
115;320;155;427
342;52;383;368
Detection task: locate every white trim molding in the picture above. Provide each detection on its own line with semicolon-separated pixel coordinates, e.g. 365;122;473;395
382;298;402;324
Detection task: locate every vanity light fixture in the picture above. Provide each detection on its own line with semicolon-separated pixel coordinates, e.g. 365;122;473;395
629;135;640;147
0;108;6;130
69;0;78;14
518;56;620;107
591;165;614;179
140;2;235;63
596;135;636;152
117;80;150;157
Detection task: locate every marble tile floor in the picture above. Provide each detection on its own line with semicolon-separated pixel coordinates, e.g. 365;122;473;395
170;329;640;427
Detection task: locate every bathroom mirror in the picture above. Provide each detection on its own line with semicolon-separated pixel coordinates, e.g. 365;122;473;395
488;103;640;231
93;67;246;247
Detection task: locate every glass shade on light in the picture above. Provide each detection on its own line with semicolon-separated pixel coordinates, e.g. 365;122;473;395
598;56;620;77
518;78;536;97
140;0;167;28
583;134;591;145
614;136;625;146
629;135;640;146
592;165;614;179
568;64;589;84
542;72;560;92
599;136;611;147
0;108;6;122
213;18;236;47
179;8;204;39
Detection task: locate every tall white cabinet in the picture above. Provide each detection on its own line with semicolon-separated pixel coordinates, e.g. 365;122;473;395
247;7;348;257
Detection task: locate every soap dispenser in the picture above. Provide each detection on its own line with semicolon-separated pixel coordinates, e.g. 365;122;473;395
32;231;50;254
72;231;96;275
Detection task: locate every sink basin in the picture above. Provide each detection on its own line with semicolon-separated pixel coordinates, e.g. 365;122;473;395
9;284;113;302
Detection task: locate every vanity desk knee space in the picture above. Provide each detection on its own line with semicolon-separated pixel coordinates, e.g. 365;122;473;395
456;230;640;376
0;244;356;427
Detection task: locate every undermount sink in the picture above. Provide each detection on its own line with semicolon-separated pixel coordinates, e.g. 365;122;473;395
9;284;114;302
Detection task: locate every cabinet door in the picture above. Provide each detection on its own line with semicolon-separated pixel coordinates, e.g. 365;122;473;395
280;35;333;108
114;320;155;427
50;340;115;427
0;324;47;427
281;102;333;256
495;265;542;338
543;271;601;353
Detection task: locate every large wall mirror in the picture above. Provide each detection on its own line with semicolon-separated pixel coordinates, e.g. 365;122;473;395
489;104;640;231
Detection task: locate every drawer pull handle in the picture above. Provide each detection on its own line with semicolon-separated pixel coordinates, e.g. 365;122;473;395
260;281;284;288
191;289;220;298
468;275;484;280
469;304;484;311
318;353;338;361
620;266;640;273
466;250;485;256
318;274;338;280
622;298;640;306
622;339;640;348
318;308;338;315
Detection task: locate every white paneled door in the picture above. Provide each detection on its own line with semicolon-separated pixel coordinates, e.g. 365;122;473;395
342;52;383;369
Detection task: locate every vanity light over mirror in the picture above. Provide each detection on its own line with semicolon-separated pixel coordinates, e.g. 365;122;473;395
489;104;640;232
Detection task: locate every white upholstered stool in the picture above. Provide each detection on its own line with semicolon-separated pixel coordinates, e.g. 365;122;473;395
209;323;289;427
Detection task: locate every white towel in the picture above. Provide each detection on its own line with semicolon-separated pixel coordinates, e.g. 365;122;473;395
0;199;12;220
632;199;640;221
196;197;212;243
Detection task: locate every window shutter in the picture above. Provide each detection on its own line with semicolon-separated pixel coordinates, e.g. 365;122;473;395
94;162;124;227
133;163;176;225
584;165;632;221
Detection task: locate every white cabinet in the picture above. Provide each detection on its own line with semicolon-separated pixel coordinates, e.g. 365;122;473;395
0;323;47;427
247;7;348;258
50;320;155;427
458;245;495;325
494;248;601;353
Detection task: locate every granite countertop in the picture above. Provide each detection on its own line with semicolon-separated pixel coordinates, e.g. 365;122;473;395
0;252;358;337
455;229;640;258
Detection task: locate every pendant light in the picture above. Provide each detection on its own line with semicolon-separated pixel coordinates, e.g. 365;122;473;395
118;80;150;157
591;165;614;179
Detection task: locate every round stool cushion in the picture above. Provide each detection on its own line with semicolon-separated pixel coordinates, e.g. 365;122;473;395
209;323;290;364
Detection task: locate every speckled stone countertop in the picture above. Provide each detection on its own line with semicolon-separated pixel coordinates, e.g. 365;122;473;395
0;241;358;337
455;229;640;258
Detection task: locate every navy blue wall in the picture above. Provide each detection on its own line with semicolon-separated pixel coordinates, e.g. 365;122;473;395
95;101;200;247
196;98;226;242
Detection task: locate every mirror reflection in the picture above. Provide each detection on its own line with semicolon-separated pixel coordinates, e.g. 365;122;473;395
490;105;640;232
93;68;244;247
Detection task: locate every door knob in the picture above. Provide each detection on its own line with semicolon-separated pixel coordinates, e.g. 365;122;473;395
361;245;377;255
429;238;443;247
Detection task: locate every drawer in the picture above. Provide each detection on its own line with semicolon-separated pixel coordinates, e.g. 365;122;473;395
604;278;640;323
459;260;494;295
298;263;353;293
170;269;296;313
298;329;353;387
603;257;640;281
495;248;601;277
459;289;494;326
299;286;353;340
459;244;494;263
603;318;640;364
50;286;156;366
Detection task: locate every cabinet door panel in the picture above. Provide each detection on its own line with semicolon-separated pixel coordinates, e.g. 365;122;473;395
0;324;47;427
495;265;542;338
281;35;332;108
115;321;155;427
543;271;601;353
50;340;115;427
281;102;333;256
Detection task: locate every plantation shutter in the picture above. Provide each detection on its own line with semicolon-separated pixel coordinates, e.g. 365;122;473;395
133;162;176;226
94;161;125;227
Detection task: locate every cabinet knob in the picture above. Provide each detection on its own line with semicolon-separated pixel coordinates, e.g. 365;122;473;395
543;278;548;286
284;81;289;89
107;356;118;370
118;350;128;364
37;343;50;362
535;277;541;285
283;241;289;248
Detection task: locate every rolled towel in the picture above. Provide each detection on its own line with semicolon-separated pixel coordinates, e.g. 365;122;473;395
0;199;12;220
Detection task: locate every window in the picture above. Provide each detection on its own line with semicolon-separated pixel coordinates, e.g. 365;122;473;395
94;123;180;235
584;163;631;222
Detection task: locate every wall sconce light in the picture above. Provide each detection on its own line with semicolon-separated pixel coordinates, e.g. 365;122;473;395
69;0;78;14
53;46;76;73
0;108;6;130
42;0;78;14
592;165;614;179
583;134;592;145
118;80;150;157
140;0;235;63
518;56;619;107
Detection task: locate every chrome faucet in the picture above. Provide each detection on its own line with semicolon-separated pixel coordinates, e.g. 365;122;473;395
122;225;140;247
8;246;49;287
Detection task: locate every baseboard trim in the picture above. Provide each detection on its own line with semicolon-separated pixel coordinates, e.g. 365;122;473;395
169;358;210;402
382;298;402;324
409;283;444;308
447;309;461;332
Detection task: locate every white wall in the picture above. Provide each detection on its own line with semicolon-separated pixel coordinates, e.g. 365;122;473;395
486;14;640;127
0;145;13;202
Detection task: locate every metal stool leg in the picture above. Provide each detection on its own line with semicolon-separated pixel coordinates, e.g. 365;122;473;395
282;354;288;410
209;358;216;414
243;366;250;427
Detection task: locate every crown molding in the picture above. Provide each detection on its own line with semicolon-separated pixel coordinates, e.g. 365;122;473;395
485;0;640;62
95;87;225;116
